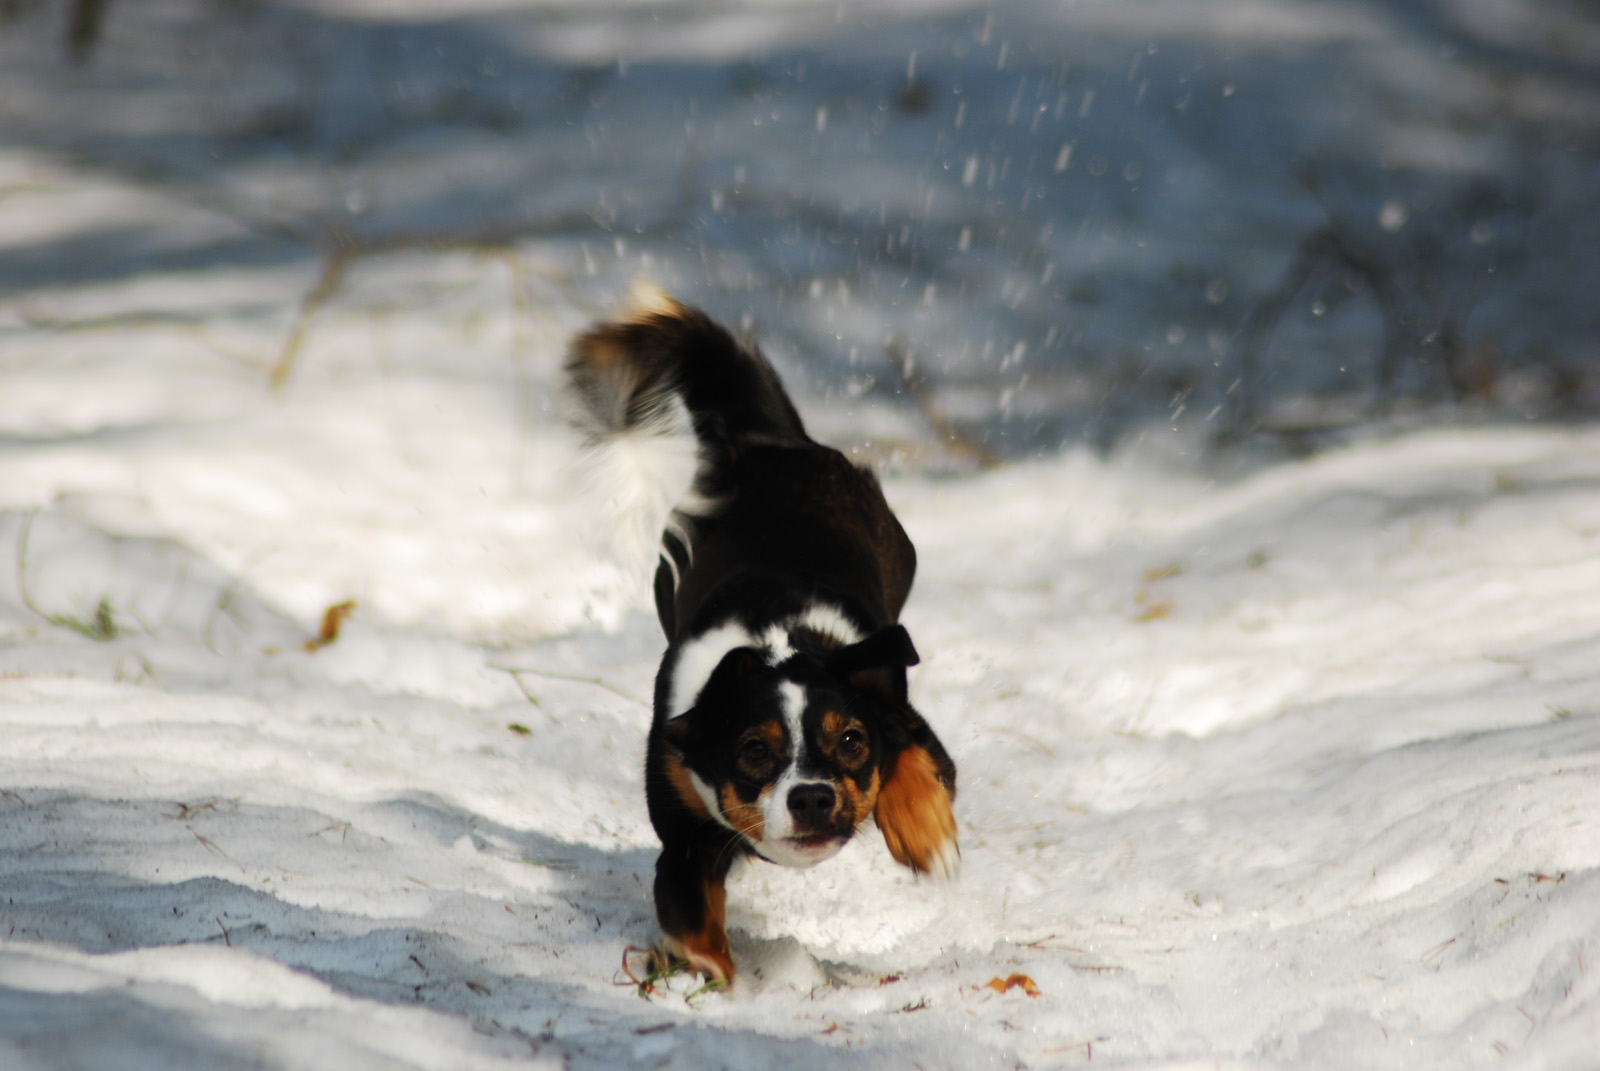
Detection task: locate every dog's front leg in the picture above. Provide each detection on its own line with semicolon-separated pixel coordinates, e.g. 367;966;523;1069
652;843;735;982
875;729;959;879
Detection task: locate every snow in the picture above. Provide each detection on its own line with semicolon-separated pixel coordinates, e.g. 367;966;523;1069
3;0;1599;1066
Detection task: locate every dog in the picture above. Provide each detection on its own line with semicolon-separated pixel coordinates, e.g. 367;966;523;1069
564;290;957;983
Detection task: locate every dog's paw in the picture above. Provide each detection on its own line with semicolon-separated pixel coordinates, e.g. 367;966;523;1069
919;833;961;881
661;933;734;985
875;744;959;880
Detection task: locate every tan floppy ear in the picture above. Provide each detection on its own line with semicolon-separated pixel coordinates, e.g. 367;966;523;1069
875;744;959;879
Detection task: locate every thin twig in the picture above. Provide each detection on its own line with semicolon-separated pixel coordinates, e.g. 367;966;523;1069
1230;170;1411;437
266;214;599;390
14;510;47;623
14;511;118;640
492;666;550;717
486;663;649;708
271;240;353;389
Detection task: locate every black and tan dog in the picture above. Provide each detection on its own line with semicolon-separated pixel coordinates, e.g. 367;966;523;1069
565;292;957;983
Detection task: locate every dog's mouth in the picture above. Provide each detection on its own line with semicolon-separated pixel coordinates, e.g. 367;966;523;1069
785;833;841;854
749;829;849;868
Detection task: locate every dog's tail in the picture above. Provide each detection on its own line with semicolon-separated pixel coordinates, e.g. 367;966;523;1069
564;284;808;579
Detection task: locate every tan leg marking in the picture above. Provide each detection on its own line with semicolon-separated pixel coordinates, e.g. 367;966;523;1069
662;879;733;982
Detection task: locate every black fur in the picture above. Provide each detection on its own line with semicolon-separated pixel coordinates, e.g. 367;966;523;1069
567;297;957;982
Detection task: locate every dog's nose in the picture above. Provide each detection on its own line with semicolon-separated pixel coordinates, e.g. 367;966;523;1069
787;783;836;824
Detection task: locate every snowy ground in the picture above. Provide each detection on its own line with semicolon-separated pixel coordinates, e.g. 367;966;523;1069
3;0;1600;1067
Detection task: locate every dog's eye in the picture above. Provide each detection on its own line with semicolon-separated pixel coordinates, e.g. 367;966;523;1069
740;739;771;764
838;729;867;760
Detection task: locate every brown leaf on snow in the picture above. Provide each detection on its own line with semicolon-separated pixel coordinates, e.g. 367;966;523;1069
986;973;1040;997
1133;589;1173;621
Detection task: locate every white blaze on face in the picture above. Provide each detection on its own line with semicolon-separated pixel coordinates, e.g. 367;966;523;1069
751;679;844;869
683;677;839;867
763;680;809;840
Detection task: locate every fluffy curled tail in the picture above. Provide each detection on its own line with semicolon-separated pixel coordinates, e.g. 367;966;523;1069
564;287;809;579
565;287;807;452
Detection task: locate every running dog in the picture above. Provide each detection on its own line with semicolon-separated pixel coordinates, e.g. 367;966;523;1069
565;291;957;982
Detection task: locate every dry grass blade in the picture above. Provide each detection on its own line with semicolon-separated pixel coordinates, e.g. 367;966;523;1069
304;600;357;652
271;244;352;390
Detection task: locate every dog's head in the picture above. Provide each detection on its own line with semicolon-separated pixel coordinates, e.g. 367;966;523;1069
662;623;924;868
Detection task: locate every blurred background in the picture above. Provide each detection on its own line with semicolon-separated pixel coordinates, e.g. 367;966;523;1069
3;0;1598;465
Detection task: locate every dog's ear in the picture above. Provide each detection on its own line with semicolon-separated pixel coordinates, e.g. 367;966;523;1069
666;646;767;747
827;624;920;704
706;646;766;688
662;709;696;749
